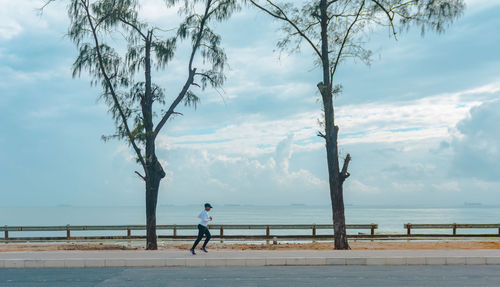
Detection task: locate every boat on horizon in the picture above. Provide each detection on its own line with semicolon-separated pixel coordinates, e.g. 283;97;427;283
464;202;483;207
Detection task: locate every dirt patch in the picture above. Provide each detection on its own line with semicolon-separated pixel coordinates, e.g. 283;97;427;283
1;241;499;252
0;243;138;252
166;241;500;251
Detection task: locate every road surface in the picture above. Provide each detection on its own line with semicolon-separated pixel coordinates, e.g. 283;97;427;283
1;266;499;286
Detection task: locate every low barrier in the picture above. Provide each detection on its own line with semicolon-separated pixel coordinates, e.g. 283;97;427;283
0;224;377;241
1;223;499;242
404;223;500;237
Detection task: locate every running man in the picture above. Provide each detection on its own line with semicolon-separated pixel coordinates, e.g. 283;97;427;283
190;203;213;255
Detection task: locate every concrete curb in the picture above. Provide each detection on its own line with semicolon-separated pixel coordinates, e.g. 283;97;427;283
1;256;500;268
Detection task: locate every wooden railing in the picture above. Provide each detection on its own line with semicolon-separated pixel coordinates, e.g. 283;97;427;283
404;223;500;236
1;223;499;241
0;224;377;241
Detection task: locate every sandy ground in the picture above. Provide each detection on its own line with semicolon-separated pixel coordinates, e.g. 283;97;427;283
170;241;500;251
1;241;500;252
0;243;137;252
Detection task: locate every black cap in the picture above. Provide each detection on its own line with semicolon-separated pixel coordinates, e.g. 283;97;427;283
204;203;213;208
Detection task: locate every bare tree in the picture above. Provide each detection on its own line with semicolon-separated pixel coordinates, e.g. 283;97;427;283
249;0;465;249
58;0;238;249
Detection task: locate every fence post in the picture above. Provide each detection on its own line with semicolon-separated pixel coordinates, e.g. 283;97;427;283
371;224;375;236
173;225;177;238
266;226;270;238
4;230;8;240
127;228;131;238
312;225;316;237
407;223;411;236
66;225;71;240
220;226;224;238
453;223;457;236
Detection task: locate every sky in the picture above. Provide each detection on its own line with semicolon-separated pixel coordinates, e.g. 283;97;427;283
0;0;499;207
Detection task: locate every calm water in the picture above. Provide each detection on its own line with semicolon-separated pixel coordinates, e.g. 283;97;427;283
1;205;499;237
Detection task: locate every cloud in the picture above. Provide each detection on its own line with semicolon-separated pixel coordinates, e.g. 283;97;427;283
158;135;328;205
449;100;500;181
157;111;322;156
464;0;500;13
156;80;499;159
346;179;381;194
0;0;66;41
0;20;23;40
432;181;461;193
1;0;500;208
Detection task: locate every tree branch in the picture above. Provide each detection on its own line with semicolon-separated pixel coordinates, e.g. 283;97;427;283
331;0;365;82
135;171;146;181
327;0;341;8
81;0;146;170
249;0;322;59
154;69;196;138
371;0;397;39
118;17;147;40
194;71;219;87
154;0;214;138
189;0;212;71
38;0;55;15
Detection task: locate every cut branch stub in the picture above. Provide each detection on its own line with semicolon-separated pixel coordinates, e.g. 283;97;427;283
317;81;328;97
340;153;351;183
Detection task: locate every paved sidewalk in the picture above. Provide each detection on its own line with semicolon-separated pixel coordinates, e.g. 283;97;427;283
1;249;500;268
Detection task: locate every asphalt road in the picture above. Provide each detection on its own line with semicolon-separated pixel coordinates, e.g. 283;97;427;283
1;266;499;287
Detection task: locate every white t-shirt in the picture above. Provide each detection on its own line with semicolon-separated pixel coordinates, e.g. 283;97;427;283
198;210;211;227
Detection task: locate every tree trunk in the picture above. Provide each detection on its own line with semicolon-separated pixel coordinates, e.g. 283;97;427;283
319;0;350;250
143;31;166;250
324;118;349;250
145;158;165;250
145;176;159;250
329;142;349;250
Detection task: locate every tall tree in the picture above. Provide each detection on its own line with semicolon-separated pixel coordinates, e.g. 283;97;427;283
249;0;465;249
62;0;237;249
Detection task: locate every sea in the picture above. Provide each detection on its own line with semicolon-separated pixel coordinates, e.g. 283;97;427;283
1;205;499;239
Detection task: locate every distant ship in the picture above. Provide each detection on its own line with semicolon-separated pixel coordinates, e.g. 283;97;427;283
464;202;482;207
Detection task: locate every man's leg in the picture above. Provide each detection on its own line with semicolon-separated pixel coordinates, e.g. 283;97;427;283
191;225;204;250
202;227;211;248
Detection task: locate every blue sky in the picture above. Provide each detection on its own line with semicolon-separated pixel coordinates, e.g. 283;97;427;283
0;0;499;207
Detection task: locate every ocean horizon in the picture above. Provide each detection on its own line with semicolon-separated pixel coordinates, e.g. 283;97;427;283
1;205;499;237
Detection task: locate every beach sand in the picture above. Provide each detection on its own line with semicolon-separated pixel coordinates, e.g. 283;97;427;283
1;241;500;252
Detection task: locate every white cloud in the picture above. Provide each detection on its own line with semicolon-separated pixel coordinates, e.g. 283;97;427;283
0;0;66;41
0;20;23;40
157;111;320;156
346;179;381;194
275;134;294;172
0;65;69;88
464;0;500;13
159;136;328;205
157;80;499;156
432;181;461;193
449;99;500;181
